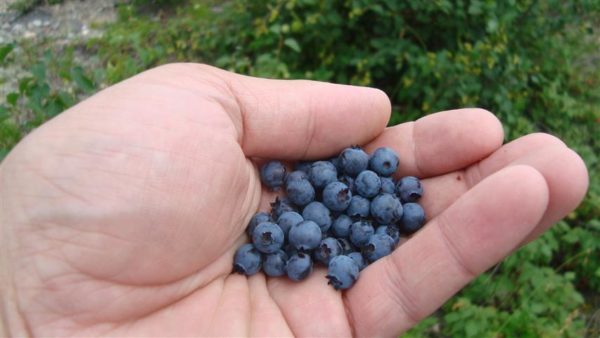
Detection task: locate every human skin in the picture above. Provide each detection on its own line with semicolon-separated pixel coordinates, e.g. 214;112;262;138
0;64;589;337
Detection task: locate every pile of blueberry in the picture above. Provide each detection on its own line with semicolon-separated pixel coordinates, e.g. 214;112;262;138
233;146;425;290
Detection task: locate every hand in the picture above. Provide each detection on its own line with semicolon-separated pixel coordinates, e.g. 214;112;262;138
0;64;588;337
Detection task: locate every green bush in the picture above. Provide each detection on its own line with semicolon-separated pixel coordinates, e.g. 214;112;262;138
1;0;599;336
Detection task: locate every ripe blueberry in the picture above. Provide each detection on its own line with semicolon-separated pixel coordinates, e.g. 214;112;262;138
349;220;375;248
288;220;322;251
260;160;286;189
363;233;395;262
396;176;423;202
369;147;399;177
326;255;360;290
346;195;370;218
400;202;425;234
332;214;353;238
263;250;288;277
252;222;285;254
339;146;369;177
285;179;315;207
309;161;338;189
370;193;403;224
314;237;343;265
355;170;382;198
286;252;313;281
322;181;352;211
233;243;262;276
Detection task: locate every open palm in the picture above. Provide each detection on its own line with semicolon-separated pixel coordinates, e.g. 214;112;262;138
0;64;588;337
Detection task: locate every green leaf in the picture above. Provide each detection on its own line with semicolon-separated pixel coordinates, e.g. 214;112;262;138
284;38;301;52
71;66;95;93
0;43;14;64
6;93;19;106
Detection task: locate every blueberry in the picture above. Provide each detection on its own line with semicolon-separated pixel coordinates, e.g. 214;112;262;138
332;214;353;238
270;196;297;219
286;252;313;281
252;222;285;254
363;233;395;262
309;161;338;189
322;181;352;211
314;237;343;265
346;195;370;218
260;161;286;189
294;161;313;174
288;220;322;251
277;211;304;238
396;176;423;202
355;170;382;198
370;193;403;224
285;170;309;185
302;201;332;233
263;250;288;277
347;252;367;271
326;255;360;290
233;243;262;275
246;211;272;237
285;179;316;207
339;146;369;177
376;225;400;246
337;238;356;254
400;203;425;234
380;176;396;194
349;220;375;248
369;147;399;177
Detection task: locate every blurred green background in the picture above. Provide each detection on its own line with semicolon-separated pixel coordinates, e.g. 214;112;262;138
1;0;599;336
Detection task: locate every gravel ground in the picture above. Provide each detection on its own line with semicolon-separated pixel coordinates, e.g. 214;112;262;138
0;0;118;102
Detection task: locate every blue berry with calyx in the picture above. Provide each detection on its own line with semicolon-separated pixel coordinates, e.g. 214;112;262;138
260;160;286;190
339;175;356;193
263;250;288;277
376;225;400;246
285;179;315;207
370;193;403;224
270;196;297;219
339;146;369;177
322;181;352;211
286;252;313;281
396;176;423;202
332;214;353;238
309;161;338;189
363;233;395;262
347;252;367;271
346;195;370;218
246;211;272;237
252;222;285;254
349;220;375;248
285;170;309;185
380;176;396;194
369;147;399;177
302;201;332;233
314;237;343;265
326;255;360;290
233;243;262;276
337;238;356;254
277;211;304;238
288;220;322;251
400;202;426;234
355;170;382;198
